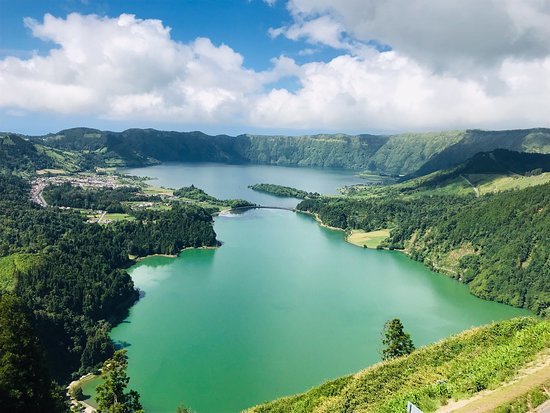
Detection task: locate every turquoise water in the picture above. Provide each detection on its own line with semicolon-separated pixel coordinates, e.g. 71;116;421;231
111;164;530;413
122;162;366;208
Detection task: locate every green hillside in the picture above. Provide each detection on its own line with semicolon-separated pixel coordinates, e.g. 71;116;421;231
0;133;82;174
298;182;550;315
247;317;550;413
26;127;550;175
344;149;550;197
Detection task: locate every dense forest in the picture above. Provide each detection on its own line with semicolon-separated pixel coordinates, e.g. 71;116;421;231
0;171;219;412
297;184;550;315
248;183;319;199
23;127;550;175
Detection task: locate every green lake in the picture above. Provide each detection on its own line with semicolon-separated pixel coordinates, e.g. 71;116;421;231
112;163;530;413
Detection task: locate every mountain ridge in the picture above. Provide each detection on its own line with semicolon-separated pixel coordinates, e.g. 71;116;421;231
17;126;550;176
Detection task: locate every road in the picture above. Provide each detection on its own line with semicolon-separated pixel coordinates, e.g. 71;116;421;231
460;174;480;197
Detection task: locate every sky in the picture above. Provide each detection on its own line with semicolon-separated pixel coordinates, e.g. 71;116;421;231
1;0;550;135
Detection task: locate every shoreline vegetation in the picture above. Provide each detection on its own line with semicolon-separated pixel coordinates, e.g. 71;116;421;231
298;210;394;250
296;181;549;317
248;183;319;199
132;245;220;262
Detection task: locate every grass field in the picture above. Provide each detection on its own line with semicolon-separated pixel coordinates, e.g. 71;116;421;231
36;168;66;175
142;185;174;196
247;317;550;413
346;229;390;248
103;213;136;222
474;172;550;195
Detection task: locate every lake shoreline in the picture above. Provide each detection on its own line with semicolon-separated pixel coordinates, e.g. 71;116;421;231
296;209;400;251
132;245;220;262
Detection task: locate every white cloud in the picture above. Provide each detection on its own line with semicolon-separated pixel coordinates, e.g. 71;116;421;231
1;13;261;123
2;10;550;133
282;0;550;74
269;15;346;49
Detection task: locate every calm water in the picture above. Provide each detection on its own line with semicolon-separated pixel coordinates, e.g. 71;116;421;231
112;164;529;413
122;162;366;208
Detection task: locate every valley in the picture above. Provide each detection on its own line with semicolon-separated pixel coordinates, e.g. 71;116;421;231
0;127;549;412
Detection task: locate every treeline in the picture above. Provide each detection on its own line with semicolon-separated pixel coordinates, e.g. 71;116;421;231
248;183;319;199
43;182;159;212
174;185;255;209
297;184;550;315
0;172;219;387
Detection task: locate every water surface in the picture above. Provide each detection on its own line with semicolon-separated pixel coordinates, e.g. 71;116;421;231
112;162;529;412
122;162;366;208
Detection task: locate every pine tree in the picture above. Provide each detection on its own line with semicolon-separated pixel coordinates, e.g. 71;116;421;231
96;349;144;413
381;318;415;360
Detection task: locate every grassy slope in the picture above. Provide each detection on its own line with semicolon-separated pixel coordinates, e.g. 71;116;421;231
247;317;550;413
345;150;550;198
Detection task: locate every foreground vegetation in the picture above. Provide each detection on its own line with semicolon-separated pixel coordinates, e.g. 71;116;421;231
494;379;550;413
247;317;550;413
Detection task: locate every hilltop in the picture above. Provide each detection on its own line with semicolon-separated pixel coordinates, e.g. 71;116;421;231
15;127;550;176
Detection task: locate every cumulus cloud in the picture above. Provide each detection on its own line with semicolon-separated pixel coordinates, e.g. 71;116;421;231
281;0;550;75
1;13;262;122
269;15;346;49
251;51;550;130
2;9;550;132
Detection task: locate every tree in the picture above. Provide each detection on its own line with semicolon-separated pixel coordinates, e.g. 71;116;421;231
0;294;67;412
96;350;144;413
381;318;415;360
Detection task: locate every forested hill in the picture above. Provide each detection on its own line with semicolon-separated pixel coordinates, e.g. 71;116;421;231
297;183;550;315
23;127;550;176
0;172;218;384
0;134;56;173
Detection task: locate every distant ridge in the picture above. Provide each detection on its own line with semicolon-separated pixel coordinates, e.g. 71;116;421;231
19;127;550;176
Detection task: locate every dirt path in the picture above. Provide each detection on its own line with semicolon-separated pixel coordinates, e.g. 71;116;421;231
537;399;550;412
96;210;107;224
438;353;550;412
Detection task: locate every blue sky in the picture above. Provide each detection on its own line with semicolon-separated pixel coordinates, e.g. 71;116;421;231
1;0;550;135
1;0;341;70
